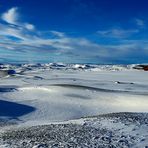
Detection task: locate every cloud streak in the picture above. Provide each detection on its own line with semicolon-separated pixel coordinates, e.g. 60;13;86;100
97;28;139;38
0;7;148;64
135;18;145;28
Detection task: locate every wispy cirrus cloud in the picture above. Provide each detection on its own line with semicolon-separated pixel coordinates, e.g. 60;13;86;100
135;18;145;28
50;31;65;38
1;7;35;31
0;7;108;62
0;7;148;64
97;28;139;39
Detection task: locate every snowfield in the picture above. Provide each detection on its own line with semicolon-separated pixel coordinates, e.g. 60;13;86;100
0;63;148;147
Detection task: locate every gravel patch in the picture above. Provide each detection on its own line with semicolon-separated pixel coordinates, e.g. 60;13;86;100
1;112;148;148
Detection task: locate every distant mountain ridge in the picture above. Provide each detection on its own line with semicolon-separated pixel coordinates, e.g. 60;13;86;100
1;63;148;72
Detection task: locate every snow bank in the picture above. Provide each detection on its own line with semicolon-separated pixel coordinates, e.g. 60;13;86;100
0;63;148;147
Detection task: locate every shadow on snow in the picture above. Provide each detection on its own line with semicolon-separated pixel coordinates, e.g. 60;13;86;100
0;100;35;118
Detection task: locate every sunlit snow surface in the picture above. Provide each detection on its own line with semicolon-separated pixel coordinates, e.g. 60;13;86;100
0;63;148;147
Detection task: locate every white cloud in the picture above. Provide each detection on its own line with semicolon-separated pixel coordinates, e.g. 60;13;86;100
0;25;148;63
1;7;35;32
0;8;148;63
50;31;65;37
135;19;145;27
97;28;139;38
25;23;35;30
1;7;19;25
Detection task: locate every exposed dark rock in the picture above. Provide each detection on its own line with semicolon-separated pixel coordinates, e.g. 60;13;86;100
133;65;148;71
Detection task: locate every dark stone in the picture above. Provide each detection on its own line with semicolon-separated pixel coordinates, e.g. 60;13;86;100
8;70;16;75
133;65;148;71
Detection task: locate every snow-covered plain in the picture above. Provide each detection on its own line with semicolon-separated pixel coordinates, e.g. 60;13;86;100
0;63;148;147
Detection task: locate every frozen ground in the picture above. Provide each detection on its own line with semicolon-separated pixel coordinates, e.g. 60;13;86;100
1;113;148;148
0;63;148;147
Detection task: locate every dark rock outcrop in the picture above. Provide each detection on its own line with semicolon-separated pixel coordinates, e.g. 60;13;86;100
133;65;148;71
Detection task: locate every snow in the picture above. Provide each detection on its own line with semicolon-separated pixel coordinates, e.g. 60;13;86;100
0;63;148;147
1;113;148;147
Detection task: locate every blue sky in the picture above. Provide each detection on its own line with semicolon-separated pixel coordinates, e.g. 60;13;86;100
0;0;148;64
